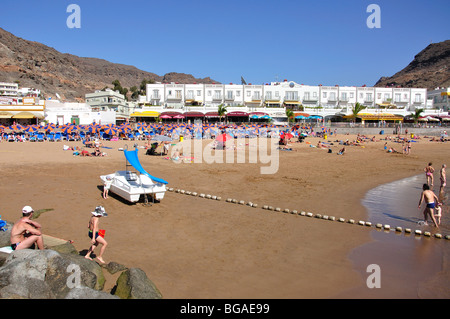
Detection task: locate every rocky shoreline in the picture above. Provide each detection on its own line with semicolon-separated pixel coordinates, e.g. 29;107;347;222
0;220;162;299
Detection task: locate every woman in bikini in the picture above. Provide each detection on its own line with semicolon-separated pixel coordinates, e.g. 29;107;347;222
85;206;108;264
424;162;435;186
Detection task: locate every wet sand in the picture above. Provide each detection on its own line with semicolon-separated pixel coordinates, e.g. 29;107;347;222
0;133;448;298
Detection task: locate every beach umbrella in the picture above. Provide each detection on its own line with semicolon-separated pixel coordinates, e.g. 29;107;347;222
281;132;294;139
152;134;172;142
23;125;38;133
136;122;147;131
103;126;118;135
9;123;24;131
216;133;232;142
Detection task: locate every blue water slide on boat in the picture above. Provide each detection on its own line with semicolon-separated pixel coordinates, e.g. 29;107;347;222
123;148;168;185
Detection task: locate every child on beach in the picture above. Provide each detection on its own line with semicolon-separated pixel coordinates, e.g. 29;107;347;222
434;202;442;226
103;176;112;199
85;206;108;264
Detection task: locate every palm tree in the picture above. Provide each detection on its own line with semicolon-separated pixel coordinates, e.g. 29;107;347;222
350;102;366;123
217;104;227;124
411;108;424;123
286;109;294;126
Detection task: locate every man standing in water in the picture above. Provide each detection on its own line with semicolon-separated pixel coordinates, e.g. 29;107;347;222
418;184;440;227
439;164;446;195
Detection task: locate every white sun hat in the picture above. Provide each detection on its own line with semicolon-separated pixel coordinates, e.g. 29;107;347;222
91;206;108;217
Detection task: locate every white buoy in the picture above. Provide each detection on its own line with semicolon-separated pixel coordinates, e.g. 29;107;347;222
292;210;298;215
376;223;383;229
239;200;245;205
415;230;422;235
206;194;211;199
284;209;290;213
216;197;221;201
338;218;345;223
424;231;431;237
180;190;185;194
405;228;412;233
384;225;391;230
275;207;281;212
192;192;198;196
212;195;217;200
358;221;365;226
200;193;205;198
329;216;336;221
252;203;258;208
435;233;442;239
395;227;403;232
300;211;306;216
348;219;355;224
365;221;372;227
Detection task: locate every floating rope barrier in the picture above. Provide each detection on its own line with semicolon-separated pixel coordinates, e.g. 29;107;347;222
166;187;449;240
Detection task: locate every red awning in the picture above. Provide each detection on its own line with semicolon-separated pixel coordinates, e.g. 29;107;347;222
159;111;185;119
184;112;205;118
227;111;249;117
205;112;219;118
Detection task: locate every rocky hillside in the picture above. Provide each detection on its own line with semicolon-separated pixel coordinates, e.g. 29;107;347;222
375;40;450;90
0;27;218;101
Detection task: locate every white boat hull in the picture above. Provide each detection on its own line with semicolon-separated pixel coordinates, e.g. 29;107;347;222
100;171;166;203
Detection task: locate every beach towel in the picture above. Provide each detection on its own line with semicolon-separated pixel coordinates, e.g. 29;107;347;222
0;216;7;231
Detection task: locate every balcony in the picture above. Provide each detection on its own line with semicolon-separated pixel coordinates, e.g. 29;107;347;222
212;95;223;101
166;94;182;101
150;94;160;100
224;94;235;101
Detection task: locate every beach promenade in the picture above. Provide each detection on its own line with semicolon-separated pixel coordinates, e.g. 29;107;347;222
0;130;448;298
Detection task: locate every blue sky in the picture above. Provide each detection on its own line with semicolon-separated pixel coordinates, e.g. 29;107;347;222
1;0;449;86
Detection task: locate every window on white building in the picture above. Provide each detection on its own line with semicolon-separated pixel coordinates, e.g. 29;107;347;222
197;90;201;96
415;94;421;103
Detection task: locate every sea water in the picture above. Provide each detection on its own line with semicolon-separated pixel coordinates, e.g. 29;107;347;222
337;174;449;298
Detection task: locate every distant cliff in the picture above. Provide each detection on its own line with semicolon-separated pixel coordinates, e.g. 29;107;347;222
375;40;450;90
0;27;218;101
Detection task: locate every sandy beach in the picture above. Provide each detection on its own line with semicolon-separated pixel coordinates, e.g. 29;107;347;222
0;132;449;298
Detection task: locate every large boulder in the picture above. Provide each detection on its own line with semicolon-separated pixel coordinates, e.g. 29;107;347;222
0;249;106;299
0;221;13;247
114;268;162;299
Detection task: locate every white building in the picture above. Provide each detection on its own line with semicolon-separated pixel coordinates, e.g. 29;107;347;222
140;80;429;123
85;89;132;122
427;87;450;111
45;100;116;125
0;82;19;96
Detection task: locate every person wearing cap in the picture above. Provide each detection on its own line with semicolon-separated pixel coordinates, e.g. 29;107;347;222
84;206;108;264
10;206;45;251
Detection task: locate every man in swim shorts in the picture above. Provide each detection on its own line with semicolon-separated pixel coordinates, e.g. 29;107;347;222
418;184;439;227
10;206;45;250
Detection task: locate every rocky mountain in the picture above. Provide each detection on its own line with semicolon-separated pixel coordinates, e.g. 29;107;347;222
0;27;218;101
375;40;450;90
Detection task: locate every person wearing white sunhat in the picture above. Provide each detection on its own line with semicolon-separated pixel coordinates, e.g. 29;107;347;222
10;205;45;251
84;206;108;264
